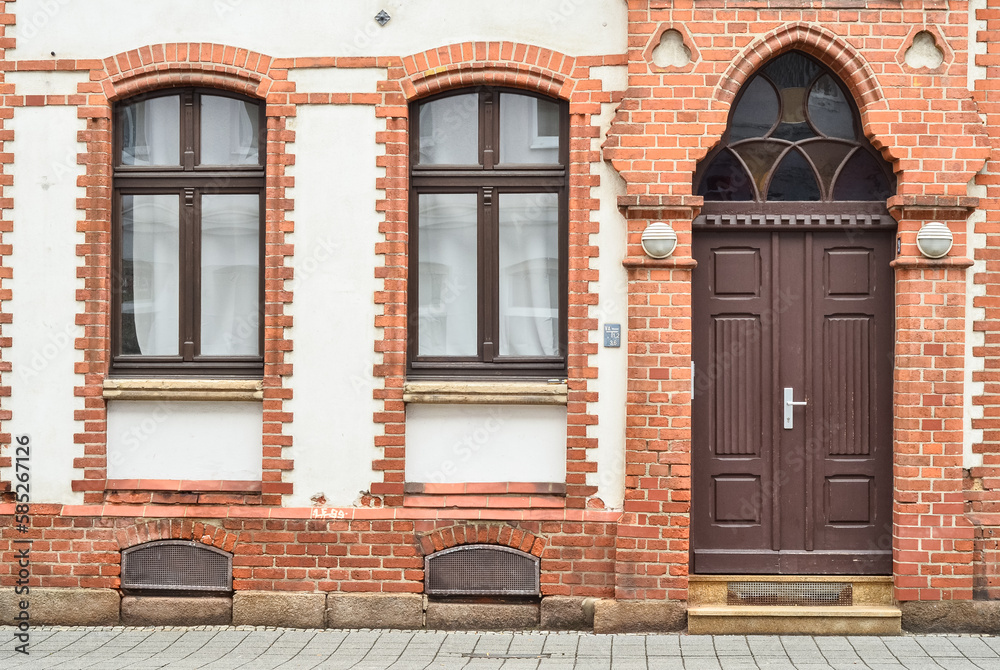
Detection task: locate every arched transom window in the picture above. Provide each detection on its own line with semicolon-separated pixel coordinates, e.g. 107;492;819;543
695;51;894;204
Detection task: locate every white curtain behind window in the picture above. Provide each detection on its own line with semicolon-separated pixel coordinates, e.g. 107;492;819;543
499;192;559;357
418;94;479;165
200;95;260;165
418;193;478;355
123;194;180;355
200;194;260;356
120;96;180;166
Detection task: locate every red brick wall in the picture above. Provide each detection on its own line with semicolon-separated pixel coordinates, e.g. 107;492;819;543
604;2;989;601
0;509;620;597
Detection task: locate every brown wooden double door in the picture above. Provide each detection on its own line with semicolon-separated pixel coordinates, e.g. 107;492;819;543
691;227;894;574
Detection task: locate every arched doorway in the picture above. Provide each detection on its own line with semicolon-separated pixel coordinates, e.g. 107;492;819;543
690;51;896;574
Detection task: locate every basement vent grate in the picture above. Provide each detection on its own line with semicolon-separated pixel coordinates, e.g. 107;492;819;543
727;581;852;607
122;540;232;594
425;544;539;596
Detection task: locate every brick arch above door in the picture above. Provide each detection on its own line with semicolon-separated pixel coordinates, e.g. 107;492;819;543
604;22;990;205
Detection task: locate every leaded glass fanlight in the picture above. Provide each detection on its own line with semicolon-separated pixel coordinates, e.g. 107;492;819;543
695;51;895;203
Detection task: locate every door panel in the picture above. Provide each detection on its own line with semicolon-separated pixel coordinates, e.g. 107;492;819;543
691;228;893;575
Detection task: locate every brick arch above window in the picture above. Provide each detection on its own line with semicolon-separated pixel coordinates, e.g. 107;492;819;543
415;522;546;557
96;43;283;102
398;42;578;102
114;519;239;553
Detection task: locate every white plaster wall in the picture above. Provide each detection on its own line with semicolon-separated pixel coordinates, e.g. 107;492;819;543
962;200;986;468
289;68;387;94
7;71;88;96
964;177;986;469
3;106;85;504
970;0;988;93
12;0;626;60
964;0;989;470
405;405;567;483
587;66;628;509
107;402;262;480
283;105;383;507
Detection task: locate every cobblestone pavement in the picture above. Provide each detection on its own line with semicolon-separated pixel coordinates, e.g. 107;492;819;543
2;628;1000;669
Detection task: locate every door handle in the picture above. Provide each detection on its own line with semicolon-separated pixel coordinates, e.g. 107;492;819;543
783;387;807;430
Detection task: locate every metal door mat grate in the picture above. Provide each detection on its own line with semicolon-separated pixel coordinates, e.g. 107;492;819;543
727;581;852;606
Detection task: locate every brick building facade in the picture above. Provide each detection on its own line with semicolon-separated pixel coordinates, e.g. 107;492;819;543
1;0;999;633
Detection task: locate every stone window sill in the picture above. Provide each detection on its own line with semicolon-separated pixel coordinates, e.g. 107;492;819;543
105;479;262;493
403;380;568;405
103;379;263;401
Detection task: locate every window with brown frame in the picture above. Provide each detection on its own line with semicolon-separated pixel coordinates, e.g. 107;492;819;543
111;88;265;377
408;88;569;378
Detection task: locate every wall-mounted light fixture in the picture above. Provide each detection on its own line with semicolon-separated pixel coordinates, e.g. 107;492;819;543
640;222;678;259
915;221;953;259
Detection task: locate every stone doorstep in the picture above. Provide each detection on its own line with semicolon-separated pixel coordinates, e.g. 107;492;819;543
687;576;900;636
688;575;895;607
687;605;902;635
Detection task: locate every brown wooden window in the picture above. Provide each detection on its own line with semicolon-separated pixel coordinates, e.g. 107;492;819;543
111;88;265;377
408;88;569;378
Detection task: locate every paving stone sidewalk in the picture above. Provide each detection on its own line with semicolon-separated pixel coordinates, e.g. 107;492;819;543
2;627;1000;669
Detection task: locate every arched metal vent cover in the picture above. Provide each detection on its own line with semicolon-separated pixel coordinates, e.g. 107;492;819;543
425;544;539;596
122;540;232;594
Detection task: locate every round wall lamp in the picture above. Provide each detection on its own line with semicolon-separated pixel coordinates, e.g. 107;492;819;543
640;222;678;259
915;221;953;259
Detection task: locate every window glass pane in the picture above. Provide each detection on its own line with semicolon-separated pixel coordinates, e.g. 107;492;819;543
808;75;855;140
832;149;893;201
418;94;479;165
801;141;854;195
762;52;821;90
729;77;779;142
201;194;260;356
499;192;559;357
418;193;478;355
200;95;260;165
120;96;180;166
499;93;560;164
121;194;180;355
766;149;821;201
698;149;755;201
771;83;817;142
731;141;787;195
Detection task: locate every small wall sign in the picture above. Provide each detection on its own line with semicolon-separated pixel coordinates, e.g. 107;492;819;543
604;323;621;348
